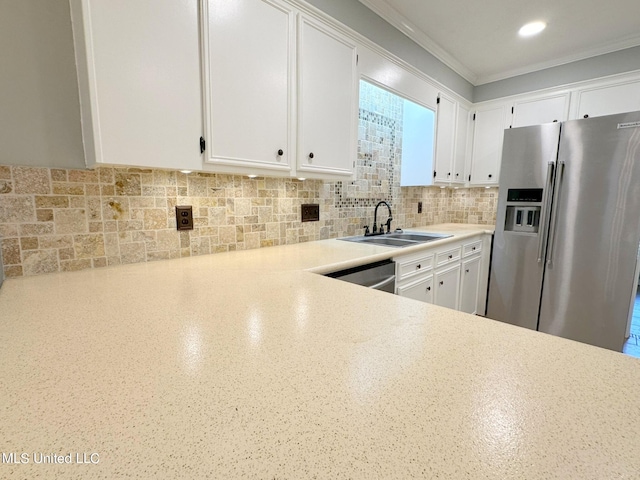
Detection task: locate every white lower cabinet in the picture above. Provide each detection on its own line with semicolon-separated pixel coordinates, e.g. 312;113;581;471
460;255;482;314
394;234;489;315
396;274;433;303
434;263;460;310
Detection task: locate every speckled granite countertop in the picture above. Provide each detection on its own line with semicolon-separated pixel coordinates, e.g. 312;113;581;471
1;223;639;479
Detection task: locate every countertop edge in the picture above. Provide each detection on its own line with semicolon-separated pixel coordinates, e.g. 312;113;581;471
306;227;494;275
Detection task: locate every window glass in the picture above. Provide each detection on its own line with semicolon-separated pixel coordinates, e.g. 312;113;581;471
358;80;435;192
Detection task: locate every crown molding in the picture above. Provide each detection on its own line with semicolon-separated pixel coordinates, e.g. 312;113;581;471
358;0;478;85
475;35;640;85
360;0;640;87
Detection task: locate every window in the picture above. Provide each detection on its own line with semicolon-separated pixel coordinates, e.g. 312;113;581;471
358;79;435;192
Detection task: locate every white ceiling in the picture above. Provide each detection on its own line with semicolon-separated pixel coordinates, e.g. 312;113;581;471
359;0;640;85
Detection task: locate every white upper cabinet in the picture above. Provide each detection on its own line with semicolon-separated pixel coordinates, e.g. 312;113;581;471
202;0;295;175
297;16;357;178
512;93;570;128
70;0;202;170
453;103;471;185
400;90;467;187
574;80;640;119
433;94;456;184
469;104;510;186
201;1;355;179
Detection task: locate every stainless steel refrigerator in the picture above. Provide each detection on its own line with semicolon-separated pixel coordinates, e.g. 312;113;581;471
486;111;640;351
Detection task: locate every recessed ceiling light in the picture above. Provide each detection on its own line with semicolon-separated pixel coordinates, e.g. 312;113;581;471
519;21;546;37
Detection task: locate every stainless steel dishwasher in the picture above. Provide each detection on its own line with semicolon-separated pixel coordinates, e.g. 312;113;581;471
325;259;396;293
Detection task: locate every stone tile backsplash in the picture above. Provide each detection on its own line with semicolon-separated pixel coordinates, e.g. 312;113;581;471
0;164;497;278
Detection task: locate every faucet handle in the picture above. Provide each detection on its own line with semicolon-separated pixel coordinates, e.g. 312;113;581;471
363;225;370;235
380;223;385;234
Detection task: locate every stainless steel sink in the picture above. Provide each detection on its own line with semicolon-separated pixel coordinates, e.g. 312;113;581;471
351;237;416;247
338;231;452;248
386;232;450;242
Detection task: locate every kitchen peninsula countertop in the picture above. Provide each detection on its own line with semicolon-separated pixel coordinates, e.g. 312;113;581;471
1;223;639;479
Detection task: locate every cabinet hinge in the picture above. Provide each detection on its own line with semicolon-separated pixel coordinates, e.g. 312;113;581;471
356;54;358;66
511;106;514;114
468;174;471;182
200;136;206;154
436;96;440;104
433;170;437;178
473;113;476;121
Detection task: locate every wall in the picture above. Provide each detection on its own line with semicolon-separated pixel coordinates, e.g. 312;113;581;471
307;1;640;103
474;46;640;103
0;68;497;280
305;0;474;101
0;0;85;169
0;167;496;279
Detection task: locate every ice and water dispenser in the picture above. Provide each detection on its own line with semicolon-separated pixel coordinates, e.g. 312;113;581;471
504;188;543;234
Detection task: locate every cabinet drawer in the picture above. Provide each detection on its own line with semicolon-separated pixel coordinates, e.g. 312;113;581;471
395;251;434;283
435;246;461;267
462;239;482;257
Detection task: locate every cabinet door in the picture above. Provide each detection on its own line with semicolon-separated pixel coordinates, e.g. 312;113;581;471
576;81;640;119
460;255;481;314
434;263;460;310
396;275;434;304
202;0;294;173
512;94;569;127
433;94;456;183
469;104;509;185
297;16;357;177
71;0;202;170
452;103;470;185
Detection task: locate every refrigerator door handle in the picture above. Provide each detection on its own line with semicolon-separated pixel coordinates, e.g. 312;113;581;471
546;160;565;266
537;161;555;263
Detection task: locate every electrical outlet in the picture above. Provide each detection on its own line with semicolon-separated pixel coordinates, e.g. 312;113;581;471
418;201;423;214
175;205;194;230
301;204;320;222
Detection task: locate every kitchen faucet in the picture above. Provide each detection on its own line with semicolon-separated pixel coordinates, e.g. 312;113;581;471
366;201;393;236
